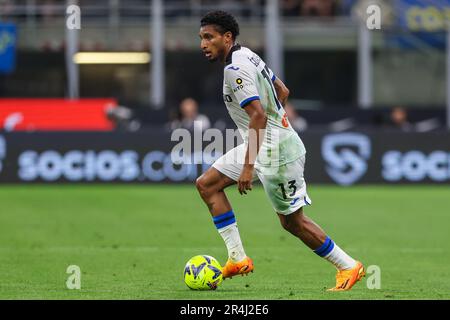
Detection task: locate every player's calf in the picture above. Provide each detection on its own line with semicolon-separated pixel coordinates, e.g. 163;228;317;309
195;168;235;215
196;168;251;275
278;208;363;290
278;208;326;250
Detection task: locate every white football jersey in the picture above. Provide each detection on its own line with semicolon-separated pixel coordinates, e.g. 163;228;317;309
222;45;306;167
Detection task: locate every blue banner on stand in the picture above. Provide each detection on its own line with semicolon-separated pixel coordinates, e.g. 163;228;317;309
390;0;450;49
0;23;16;74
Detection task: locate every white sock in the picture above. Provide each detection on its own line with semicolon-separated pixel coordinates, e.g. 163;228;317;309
218;223;246;262
314;237;357;270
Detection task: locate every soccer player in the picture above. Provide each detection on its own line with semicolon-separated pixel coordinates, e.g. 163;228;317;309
196;11;365;291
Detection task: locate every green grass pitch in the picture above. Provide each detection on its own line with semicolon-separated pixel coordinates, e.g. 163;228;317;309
0;184;449;300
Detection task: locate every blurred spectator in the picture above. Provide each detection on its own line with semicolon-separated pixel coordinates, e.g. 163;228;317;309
389;106;413;131
168;97;211;131
338;0;357;15
106;105;141;131
301;0;337;17
371;112;385;127
0;0;14;17
284;102;308;132
281;0;301;17
40;0;58;23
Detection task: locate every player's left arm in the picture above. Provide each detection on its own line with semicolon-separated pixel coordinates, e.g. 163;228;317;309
238;100;267;195
273;77;290;107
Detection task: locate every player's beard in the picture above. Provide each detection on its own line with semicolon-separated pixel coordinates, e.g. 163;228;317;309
207;50;221;63
210;46;227;64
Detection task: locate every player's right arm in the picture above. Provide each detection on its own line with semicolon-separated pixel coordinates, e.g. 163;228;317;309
224;64;267;195
273;77;290;107
238;99;267;195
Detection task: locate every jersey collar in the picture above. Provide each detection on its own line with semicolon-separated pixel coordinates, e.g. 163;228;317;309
225;44;241;66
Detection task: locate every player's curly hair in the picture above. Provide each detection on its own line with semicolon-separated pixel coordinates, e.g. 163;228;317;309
200;11;240;40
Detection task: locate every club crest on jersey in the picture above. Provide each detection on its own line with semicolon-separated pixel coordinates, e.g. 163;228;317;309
236;78;243;85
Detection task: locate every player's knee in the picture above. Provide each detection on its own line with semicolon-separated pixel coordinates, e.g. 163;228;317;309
279;218;290;232
280;218;299;235
195;175;211;198
280;212;306;236
286;223;303;236
195;176;205;192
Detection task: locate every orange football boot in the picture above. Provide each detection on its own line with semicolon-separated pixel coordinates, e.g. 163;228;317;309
327;261;365;291
222;256;254;279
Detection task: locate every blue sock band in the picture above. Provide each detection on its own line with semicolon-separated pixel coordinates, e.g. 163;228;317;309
213;210;236;229
314;236;335;257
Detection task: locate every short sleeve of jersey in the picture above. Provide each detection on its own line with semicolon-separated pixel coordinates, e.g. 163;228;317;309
224;64;260;108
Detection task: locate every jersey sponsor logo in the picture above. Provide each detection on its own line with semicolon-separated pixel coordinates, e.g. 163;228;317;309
322;133;371;185
232;80;253;93
232;84;245;93
0;135;5;174
232;78;245;93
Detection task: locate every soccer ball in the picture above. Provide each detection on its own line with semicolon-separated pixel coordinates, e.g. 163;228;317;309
184;255;223;290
